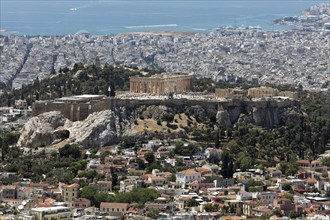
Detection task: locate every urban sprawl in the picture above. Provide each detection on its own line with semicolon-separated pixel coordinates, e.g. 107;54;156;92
0;3;329;220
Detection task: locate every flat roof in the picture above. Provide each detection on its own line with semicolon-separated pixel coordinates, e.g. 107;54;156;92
55;94;105;101
31;206;70;212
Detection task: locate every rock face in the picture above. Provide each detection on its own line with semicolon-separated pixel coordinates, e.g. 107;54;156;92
67;107;132;147
216;99;303;129
17;99;302;148
17;111;69;147
17;108;133;148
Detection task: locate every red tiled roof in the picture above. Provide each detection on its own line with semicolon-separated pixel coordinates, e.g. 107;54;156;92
305;177;317;183
297;160;310;165
100;202;129;208
178;169;200;175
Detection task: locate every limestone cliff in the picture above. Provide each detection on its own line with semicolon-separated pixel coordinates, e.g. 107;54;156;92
17;99;302;148
216;99;302;129
17;108;133;148
17;111;69;147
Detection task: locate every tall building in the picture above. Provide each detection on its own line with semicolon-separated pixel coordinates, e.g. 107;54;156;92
62;183;79;208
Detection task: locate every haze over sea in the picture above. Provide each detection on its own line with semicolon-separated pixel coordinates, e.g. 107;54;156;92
1;0;329;35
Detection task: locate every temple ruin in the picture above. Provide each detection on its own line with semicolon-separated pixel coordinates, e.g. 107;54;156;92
129;74;192;94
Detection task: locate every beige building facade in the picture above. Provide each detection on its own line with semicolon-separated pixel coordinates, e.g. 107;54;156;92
62;183;79;208
96;180;112;193
100;202;129;217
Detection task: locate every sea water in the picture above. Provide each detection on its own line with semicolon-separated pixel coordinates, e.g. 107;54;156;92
0;0;328;35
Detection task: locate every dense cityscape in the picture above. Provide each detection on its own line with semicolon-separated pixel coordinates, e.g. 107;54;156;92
0;3;329;220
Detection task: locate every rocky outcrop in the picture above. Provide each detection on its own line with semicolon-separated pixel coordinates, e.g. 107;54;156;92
18;99;302;148
216;99;302;129
216;109;232;129
17;108;133;148
17;111;69;147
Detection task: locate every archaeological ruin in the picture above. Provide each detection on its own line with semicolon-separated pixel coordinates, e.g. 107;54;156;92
129;74;192;94
216;87;298;100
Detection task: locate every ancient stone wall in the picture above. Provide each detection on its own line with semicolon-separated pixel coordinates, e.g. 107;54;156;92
216;87;298;100
215;88;247;99
247;87;279;98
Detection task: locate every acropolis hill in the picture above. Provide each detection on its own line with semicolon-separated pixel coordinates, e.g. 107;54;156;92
32;75;301;129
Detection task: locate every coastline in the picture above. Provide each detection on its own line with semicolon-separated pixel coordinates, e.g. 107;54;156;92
1;1;328;36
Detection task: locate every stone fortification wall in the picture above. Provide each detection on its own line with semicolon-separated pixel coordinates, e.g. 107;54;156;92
33;99;108;121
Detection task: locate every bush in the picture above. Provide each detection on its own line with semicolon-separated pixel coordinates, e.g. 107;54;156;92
59;144;81;159
163;113;174;122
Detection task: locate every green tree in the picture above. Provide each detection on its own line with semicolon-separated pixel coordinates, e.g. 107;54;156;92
168;173;176;182
59;144;81;159
146;208;160;219
94;193;114;207
282;193;294;203
204;203;219;212
236;153;253;171
130;158;146;170
208;154;221;164
144;152;155;164
80;185;98;205
186;199;199;207
225;140;240;155
115;188;159;207
220;151;234;178
279;161;299;176
321;157;330;166
282;183;292;191
0;130;19;161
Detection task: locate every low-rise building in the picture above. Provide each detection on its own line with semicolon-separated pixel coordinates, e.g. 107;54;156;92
176;169;201;184
30;206;72;220
74;198;91;209
100;202;129;217
96;181;112;193
1;185;17;199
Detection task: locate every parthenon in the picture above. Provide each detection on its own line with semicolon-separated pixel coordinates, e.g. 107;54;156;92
129;74;192;94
